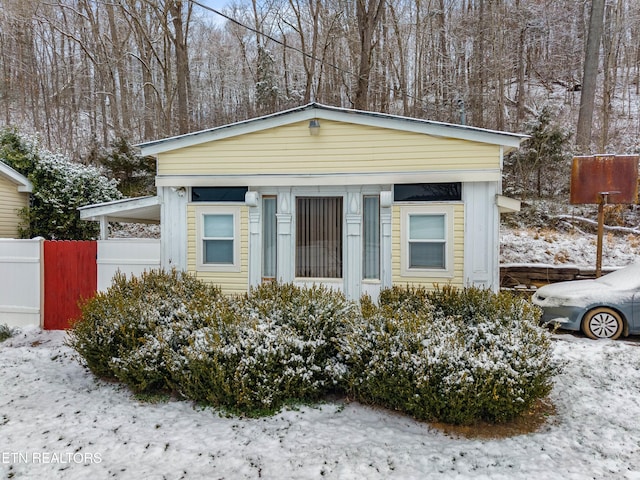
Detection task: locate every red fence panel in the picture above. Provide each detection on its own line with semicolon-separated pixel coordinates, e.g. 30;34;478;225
43;240;97;330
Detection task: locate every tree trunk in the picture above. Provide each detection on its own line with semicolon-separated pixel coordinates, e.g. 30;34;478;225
354;0;385;110
576;0;605;152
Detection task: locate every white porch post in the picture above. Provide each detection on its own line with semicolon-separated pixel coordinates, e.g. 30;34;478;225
276;189;294;282
380;191;393;290
345;190;362;300
99;216;109;240
248;209;261;288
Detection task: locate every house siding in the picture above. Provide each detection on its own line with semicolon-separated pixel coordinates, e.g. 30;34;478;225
0;175;28;238
157;120;500;176
186;205;249;295
391;203;465;288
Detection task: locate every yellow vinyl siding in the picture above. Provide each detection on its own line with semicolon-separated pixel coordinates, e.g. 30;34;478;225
0;176;28;238
391;204;464;288
157;120;500;176
187;205;249;295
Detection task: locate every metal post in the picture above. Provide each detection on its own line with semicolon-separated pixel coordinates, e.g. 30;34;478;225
595;195;604;278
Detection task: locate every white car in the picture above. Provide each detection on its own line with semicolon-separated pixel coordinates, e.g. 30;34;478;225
532;262;640;339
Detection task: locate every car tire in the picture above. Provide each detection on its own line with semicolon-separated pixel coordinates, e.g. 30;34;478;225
581;307;624;340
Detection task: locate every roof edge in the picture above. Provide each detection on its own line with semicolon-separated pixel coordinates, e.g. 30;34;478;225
138;103;528;155
0;161;33;192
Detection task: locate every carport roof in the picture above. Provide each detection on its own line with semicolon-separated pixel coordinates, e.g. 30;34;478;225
79;196;160;239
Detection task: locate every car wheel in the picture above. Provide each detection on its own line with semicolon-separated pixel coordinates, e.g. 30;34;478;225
581;307;624;340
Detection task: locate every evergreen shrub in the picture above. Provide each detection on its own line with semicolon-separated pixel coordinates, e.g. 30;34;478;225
68;269;227;392
0;324;14;343
172;282;355;415
343;285;558;425
69;272;558;425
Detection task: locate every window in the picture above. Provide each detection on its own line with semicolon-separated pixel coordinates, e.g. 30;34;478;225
192;187;248;202
394;183;461;202
262;196;277;280
363;195;380;280
196;206;241;271
203;214;234;264
408;214;445;269
400;205;454;277
296;197;343;278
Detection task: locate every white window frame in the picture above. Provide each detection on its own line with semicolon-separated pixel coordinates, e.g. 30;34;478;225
195;205;241;272
400;204;455;278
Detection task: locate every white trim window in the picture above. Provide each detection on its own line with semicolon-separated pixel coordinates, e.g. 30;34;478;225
196;206;241;272
400;205;455;278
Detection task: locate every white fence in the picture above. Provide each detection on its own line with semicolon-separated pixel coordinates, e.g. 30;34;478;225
97;239;161;291
0;238;160;328
0;238;42;327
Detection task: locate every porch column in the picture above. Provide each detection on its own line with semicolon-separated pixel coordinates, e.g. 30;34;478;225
380;208;392;290
248;208;261;288
345;191;362;301
276;189;294;282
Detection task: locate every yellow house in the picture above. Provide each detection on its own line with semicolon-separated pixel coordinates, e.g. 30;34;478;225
0;161;32;238
80;103;525;299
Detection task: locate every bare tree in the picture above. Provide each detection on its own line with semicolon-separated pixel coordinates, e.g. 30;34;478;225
353;0;384;110
576;0;605;152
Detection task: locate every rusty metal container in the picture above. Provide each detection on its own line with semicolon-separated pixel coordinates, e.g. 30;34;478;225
570;155;638;205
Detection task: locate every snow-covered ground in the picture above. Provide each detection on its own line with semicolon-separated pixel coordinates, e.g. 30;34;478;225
1;327;640;479
501;227;640;267
1;227;638;479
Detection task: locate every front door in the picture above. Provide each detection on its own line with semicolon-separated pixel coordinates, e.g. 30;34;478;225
253;188;388;300
294;196;344;292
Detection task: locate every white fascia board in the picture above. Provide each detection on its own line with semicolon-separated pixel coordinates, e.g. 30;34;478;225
496;194;521;213
140;109;316;155
79;196;161;221
139;104;527;156
312;108;527;150
155;170;501;188
0;162;33;192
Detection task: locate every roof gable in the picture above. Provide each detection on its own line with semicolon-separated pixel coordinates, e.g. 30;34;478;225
139;103;527;156
0;161;32;192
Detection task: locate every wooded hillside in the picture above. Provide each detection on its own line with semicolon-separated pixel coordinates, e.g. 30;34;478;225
1;0;639;162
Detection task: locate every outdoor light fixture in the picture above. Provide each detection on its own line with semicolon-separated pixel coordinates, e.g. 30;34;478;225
309;119;320;135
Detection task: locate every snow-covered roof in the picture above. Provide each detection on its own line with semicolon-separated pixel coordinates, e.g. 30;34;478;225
138;103;528;156
0;161;32;192
79;196;160;239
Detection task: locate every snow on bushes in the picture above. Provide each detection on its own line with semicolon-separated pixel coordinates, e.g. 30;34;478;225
158;282;354;415
0;127;122;239
68;269;226;390
342;286;558;424
69;272;558;424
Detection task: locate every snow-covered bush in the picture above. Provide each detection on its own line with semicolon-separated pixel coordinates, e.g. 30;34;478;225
70;273;557;424
173;283;355;415
68;269;227;391
0;324;15;343
0;127;122;239
342;285;558;425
